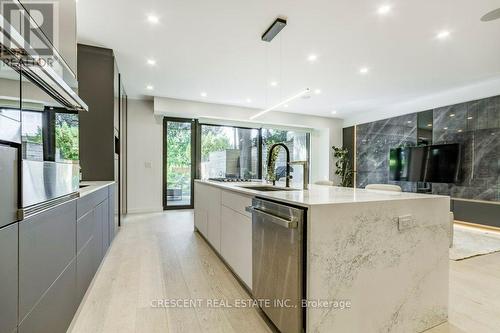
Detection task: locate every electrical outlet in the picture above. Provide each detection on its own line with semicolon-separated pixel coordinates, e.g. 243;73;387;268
398;215;415;231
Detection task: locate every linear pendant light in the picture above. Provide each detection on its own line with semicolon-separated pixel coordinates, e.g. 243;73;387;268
250;88;310;120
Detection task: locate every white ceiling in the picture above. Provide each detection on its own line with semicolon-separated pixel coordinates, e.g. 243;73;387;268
77;0;500;120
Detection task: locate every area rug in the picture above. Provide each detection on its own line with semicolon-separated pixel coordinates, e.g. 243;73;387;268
450;225;500;261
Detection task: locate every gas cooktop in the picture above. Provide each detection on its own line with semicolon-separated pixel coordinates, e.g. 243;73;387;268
208;178;258;183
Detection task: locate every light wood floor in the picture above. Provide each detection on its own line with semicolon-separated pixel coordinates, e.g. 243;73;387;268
68;211;500;333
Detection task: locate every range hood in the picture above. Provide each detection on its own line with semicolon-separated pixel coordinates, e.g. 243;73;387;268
0;13;88;112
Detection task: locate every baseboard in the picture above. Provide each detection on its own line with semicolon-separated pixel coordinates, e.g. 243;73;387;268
127;207;164;214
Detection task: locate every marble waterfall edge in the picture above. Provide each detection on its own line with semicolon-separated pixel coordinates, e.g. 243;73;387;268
307;197;450;333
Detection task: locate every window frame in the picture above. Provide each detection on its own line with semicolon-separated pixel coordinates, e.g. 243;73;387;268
196;123;311;182
197;123;263;180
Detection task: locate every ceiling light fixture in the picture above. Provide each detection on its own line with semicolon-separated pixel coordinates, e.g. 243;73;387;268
427;123;433;127
147;15;159;24
314;89;322;95
407;121;412;124
261;18;287;42
147;59;156;66
284;104;289;108
246;98;252;103
200;92;207;97
307;54;318;62
270;81;278;87
377;4;392;15
467;116;473;120
449;113;455;117
250;88;310;120
359;67;369;74
436;30;451;40
481;8;500;22
331;110;338;115
146;85;154;90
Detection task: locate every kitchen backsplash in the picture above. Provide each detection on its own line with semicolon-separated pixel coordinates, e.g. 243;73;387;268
355;94;500;201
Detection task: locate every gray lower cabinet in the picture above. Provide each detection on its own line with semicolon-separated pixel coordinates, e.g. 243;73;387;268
76;210;97;302
75;191;113;305
0;223;18;333
13;183;116;333
108;186;115;243
18;260;77;333
102;199;110;254
19;200;77;322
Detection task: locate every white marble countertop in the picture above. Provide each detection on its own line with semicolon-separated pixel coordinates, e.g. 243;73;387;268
195;179;447;207
78;181;115;197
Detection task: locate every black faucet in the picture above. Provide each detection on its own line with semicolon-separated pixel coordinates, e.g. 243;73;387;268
267;143;291;187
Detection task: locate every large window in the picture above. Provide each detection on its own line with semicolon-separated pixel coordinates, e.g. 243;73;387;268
55;112;79;162
262;129;310;186
21;111;44;161
198;124;310;184
200;125;260;179
21;108;79;163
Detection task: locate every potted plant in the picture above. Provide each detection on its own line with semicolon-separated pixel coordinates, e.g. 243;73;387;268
332;146;354;187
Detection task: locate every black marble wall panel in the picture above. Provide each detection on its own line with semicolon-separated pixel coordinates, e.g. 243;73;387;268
432;96;500;201
355;95;500;202
356;113;418;192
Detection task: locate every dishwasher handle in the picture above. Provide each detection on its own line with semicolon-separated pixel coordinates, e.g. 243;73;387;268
246;206;298;229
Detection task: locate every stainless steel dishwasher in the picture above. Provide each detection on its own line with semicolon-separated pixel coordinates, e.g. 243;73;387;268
246;197;306;333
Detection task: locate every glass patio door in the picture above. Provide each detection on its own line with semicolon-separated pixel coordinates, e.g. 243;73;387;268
163;118;195;209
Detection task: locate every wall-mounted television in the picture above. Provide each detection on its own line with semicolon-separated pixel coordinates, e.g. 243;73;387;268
389;144;460;183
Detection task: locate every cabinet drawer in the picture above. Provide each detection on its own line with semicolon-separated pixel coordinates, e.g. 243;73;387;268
221;190;253;218
19;200;77;321
77;187;108;219
0;223;19;333
18;259;77;333
77;210;95;253
220;206;252;288
76;239;97;303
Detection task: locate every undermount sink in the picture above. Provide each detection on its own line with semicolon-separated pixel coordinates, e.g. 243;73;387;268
238;185;299;192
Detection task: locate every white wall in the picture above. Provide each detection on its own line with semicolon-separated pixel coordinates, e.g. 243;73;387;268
127;97;343;213
127;99;164;213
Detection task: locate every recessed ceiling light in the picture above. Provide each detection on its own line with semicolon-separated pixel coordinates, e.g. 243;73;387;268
427;123;433;127
331;110;338;115
147;59;156;66
307;54;318;62
407;121;412;124
359;67;369;74
246;98;252;103
436;30;451;40
444;127;448;130
377;4;392;15
200;92;207;97
314;89;322;95
458;129;463;133
270;81;278;87
284;104;289;108
147;15;159;24
146;85;154;90
467;116;473;120
449;113;455;117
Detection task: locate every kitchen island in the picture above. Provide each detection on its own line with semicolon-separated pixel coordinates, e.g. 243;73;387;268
194;180;450;333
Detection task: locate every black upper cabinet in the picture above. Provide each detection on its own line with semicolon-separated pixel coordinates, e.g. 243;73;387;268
77;44;127;228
